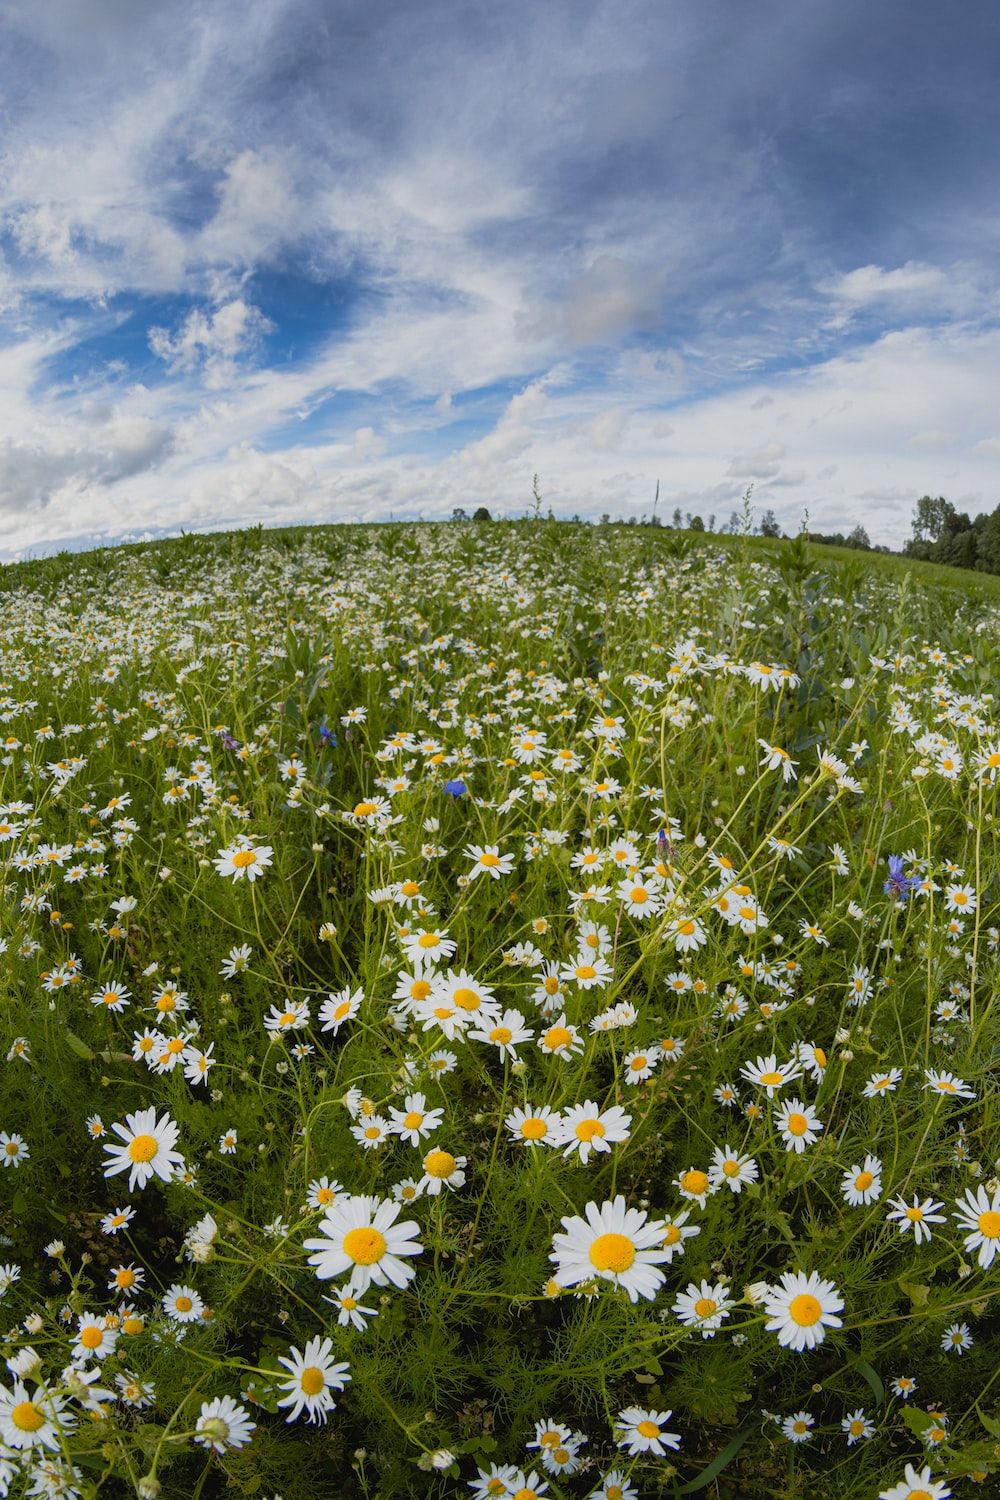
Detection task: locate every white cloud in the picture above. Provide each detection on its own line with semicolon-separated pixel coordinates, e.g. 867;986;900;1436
149;299;274;386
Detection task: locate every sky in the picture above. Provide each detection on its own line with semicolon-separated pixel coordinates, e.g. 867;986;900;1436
1;0;999;559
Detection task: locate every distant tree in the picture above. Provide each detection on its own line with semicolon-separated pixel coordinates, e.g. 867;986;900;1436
672;507;683;528
707;513;716;532
976;506;1000;574
687;513;705;532
451;506;468;522
911;495;957;544
845;524;871;550
472;507;492;522
599;512;611;525
758;509;781;538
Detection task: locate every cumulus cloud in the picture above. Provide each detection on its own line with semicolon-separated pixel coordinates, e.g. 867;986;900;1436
149;299;274;386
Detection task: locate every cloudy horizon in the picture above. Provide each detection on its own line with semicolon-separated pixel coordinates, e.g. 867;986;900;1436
2;0;999;559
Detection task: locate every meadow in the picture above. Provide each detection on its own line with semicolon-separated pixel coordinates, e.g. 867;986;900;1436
0;518;997;1500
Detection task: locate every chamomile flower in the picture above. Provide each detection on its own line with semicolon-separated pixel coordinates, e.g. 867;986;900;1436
941;1321;973;1355
318;987;362;1033
672;1279;733;1337
0;1381;74;1450
708;1144;759;1193
762;1270;844;1351
537;1015;584;1060
775;1098;822;1153
102;1107;182;1190
303;1195;423;1292
387;1094;443;1146
740;1054;801;1097
842;1409;874;1445
863;1068;903;1097
878;1464;951;1500
952;1184;1000;1268
554;1102;632;1164
886;1194;946;1246
469;1008;534;1058
194;1395;256;1453
162;1285;204;1323
615;1406;681;1456
213;841;273;882
505;1105;559;1147
841;1156;882;1206
275;1336;351;1424
550;1197;668;1302
419;1147;467;1196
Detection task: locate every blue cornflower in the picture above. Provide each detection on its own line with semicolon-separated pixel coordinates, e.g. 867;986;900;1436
884;854;919;901
317;722;338;748
443;779;467;798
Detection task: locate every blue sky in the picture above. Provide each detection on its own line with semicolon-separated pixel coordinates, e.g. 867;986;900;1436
2;0;999;557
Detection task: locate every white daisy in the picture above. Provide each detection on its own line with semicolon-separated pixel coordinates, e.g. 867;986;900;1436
550;1196;668;1303
303;1195;423;1293
762;1270;844;1351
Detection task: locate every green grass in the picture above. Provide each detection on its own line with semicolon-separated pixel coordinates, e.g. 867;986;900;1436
0;520;997;1499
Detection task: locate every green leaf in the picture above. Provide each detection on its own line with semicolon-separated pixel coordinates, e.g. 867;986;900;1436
853;1358;885;1405
671;1429;751;1494
900;1407;935;1438
64;1030;94;1061
898;1279;930;1308
977;1405;1000;1438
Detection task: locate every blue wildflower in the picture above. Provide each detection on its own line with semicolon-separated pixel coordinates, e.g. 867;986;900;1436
443;779;467;798
884;854;919;901
317;722;338;748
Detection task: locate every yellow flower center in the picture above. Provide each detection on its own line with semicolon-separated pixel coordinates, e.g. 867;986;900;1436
544;975;560;994
418;933;440;949
232;849;257;868
353;801;377;817
490;1026;513;1044
680;1169;709;1195
663;1224;681;1245
128;1134;158;1163
545;1026;572;1050
906;1206;924;1222
174;1295;193;1313
787;1113;808;1136
588;1231;636;1273
694;1296;718;1318
316;1187;334;1204
363;1126;381;1140
401;881;420;896
629;1056;648;1071
11;1401;44;1432
789;1293;822;1326
575;965;596;980
630;887;648;903
410;979;432;1000
636;1419;660;1438
677;919;696;936
855;1171;874;1191
759;1070;783;1085
575;1119;605;1142
80;1325;103;1348
123;1316;144;1335
452;987;481;1010
424;1150;456;1179
722;1159;740;1177
343;1227;387;1265
978;1210;1000;1238
479;852;500;867
520;1118;547;1140
403;1111;423;1129
300;1366;325;1395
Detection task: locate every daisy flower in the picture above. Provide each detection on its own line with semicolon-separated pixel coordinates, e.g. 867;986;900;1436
0;1134;28;1168
622;1047;660;1083
275;1336;351;1424
762;1270;844;1351
673;1167;714;1208
505;1104;559;1147
400;927;458;966
102;1107;182;1191
71;1313;118;1362
469;1008;534;1059
659;1209;700;1262
213;841;273;882
388;1094;443;1146
842;1409;874;1445
550;1196;668;1302
891;1376;917;1400
559;955;614;991
923;1069;976;1101
878;1464;951;1500
591;1472;638;1500
194;1395;256;1453
419;1147;467;1196
841;1156;882;1206
615;1406;681;1456
502;1472;548;1500
303;1195;423;1293
318;987;362;1033
537;1015;584;1060
464;843;515;879
952;1184;1000;1268
351;1116;391;1150
863;1068;902;1098
941;1321;973;1355
554;1102;632;1165
326;1291;377;1332
886;1194;946;1246
708;1144;759;1194
775;1098;822;1154
101;1206;134;1235
162;1285;204;1323
740;1054;801;1097
672;1279;733;1338
777;1411;817;1446
0;1381;74;1450
670;915;706;953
